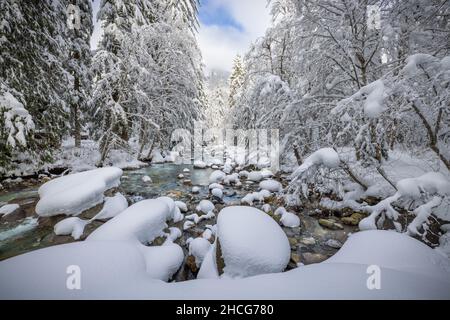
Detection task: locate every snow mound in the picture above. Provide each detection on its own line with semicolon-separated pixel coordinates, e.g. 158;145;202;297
36;167;123;217
156;196;176;220
1;230;449;299
259;179;282;192
211;188;223;199
87;199;169;244
209;183;224;190
189;237;211;267
140;243;184;281
54;217;88;240
193;160;207;169
175;201;188;213
92;193;128;220
209;170;226;183
196;200;215;214
247;171;263;182
280;211;300;228
396;172;450;198
217;206;290;278
326;230;450;281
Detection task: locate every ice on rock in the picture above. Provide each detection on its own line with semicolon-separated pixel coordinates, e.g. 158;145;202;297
87;199;169;244
216;206;291;278
211;188;223;199
175;201;188;213
196;200;215;214
0;204;20;217
189;237;212;267
259;179;282;192
36;167;123;217
92;193;128;220
209;170;226;183
142;175;152;183
280;211;301;228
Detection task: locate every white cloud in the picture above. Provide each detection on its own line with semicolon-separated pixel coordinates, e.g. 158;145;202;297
197;0;271;73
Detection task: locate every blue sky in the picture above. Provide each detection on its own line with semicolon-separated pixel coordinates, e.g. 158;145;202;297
198;0;244;32
90;0;271;73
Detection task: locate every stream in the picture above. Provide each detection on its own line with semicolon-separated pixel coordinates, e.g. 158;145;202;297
0;164;357;280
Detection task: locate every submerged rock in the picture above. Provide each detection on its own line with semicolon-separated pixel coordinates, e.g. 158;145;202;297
319;218;344;230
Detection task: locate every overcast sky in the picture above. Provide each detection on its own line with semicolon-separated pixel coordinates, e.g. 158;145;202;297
90;0;271;73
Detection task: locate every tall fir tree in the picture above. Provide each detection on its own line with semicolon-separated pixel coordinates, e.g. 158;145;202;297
228;55;245;109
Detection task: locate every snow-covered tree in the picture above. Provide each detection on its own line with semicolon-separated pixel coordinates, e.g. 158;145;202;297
66;0;94;148
228;55;246;109
0;0;81;172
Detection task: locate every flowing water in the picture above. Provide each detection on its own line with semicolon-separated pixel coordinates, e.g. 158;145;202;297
0;164;357;277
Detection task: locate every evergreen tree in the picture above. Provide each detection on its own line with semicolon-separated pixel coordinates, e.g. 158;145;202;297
0;0;73;172
228;55;245;109
66;0;94;148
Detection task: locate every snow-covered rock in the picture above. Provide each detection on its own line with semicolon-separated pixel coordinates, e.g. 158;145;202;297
259;179;282;192
209;170;226;183
183;168;190;173
156;196;176;221
140;243;184;281
54;217;88;240
247;171;263;182
92;193;128;220
36;167;123;217
165;227;182;242
183;220;195;230
142;175;152;183
216;206;290;278
238;170;249;178
196;200;215;214
192;186;200;193
260;169;274;178
189;237;211;267
280;211;301;228
0;204;19;217
87;199;169;244
223;173;239;185
175;201;188;213
193;160;207;169
261;204;272;213
211;188;223;199
208;183;224;190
